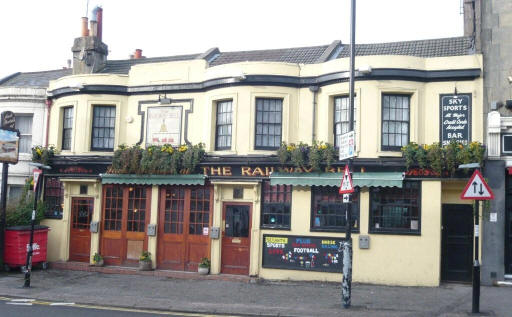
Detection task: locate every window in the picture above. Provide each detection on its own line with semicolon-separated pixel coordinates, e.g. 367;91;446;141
91;106;116;151
261;181;292;229
370;181;421;234
215;100;232;150
62;107;73;150
334;96;356;148
44;177;64;218
15;115;32;153
381;94;410;151
311;186;359;232
255;98;282;150
7;185;23;202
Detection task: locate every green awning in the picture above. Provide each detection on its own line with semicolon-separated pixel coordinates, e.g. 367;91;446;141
101;174;206;186
270;172;404;188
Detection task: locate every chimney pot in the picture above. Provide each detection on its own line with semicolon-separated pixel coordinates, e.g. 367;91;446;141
90;20;98;37
81;17;89;37
134;49;142;59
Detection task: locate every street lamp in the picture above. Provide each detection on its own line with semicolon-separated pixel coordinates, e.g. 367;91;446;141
23;162;51;288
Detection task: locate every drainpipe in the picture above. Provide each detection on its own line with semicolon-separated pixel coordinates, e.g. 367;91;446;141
309;86;319;143
44;98;53;147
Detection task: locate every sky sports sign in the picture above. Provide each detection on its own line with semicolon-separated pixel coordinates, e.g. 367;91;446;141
440;93;471;146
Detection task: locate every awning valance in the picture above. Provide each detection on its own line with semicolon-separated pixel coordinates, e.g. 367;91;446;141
100;174;206;186
269;172;404;188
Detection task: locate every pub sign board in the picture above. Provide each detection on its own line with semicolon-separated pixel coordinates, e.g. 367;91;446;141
1;111;15;129
262;234;345;273
146;106;182;146
440;93;471;146
0;129;19;164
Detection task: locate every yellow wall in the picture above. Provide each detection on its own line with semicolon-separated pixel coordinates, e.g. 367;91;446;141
47;54;483;157
42;179;101;263
43;52;484;286
256;181;442;286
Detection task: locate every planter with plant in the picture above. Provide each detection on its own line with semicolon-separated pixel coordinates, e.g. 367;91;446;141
139;251;152;271
198;257;210;275
92;252;104;267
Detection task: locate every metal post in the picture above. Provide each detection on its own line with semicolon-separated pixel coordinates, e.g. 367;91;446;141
23;171;41;288
342;0;356;309
0;163;8;266
472;199;480;313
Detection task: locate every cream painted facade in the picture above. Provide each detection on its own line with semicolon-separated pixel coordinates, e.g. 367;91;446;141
42;50;484;286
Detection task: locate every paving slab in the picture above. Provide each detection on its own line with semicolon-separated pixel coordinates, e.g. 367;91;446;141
0;269;511;316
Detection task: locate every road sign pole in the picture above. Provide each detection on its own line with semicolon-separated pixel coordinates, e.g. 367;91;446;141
472;199;480;313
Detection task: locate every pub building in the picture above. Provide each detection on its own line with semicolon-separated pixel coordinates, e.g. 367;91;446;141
40;13;484;286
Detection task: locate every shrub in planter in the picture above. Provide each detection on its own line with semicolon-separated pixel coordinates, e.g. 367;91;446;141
92;252;104;267
198;257;210;275
139;251;152;271
6;190;45;227
31;145;58;166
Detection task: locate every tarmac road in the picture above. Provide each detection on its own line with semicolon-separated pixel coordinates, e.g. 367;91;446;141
0;297;242;317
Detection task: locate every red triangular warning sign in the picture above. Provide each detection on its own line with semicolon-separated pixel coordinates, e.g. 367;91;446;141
339;165;354;194
460;169;494;200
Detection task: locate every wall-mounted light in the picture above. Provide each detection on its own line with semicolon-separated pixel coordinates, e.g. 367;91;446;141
68;82;84;91
158;93;171;104
357;65;372;75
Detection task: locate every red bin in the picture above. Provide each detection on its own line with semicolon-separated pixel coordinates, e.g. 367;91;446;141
3;225;49;271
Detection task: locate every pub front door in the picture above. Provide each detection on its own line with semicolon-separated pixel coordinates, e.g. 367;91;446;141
441;204;473;283
69;197;94;262
221;203;252;275
101;185;151;266
157;186;213;271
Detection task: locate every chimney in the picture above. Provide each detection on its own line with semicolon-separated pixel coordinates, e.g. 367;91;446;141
463;0;481;52
134;49;142;59
96;7;103;41
81;17;89;37
72;7;108;75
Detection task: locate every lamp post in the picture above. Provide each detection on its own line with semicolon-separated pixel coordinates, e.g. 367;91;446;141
341;0;357;309
23;162;50;288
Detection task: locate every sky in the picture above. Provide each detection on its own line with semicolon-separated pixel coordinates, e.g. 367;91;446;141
0;0;464;80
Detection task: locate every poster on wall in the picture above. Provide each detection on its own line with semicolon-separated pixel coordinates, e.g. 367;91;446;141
0;129;19;164
262;234;345;273
146;106;182;146
440;93;471;146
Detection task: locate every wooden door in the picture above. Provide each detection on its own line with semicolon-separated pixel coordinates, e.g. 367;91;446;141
157;186;213;271
506;175;512;275
69;197;93;262
441;204;473;283
221;203;251;275
101;185;151;266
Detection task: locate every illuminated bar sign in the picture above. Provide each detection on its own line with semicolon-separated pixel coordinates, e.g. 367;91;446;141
440;93;471;146
262;234;345;272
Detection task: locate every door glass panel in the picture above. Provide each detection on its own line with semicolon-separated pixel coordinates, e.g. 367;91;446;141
104;185;123;231
72;198;93;229
225;206;249;237
164;188;184;234
127;186;147;232
189;187;210;235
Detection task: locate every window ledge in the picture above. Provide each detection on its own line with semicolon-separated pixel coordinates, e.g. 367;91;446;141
377;151;402;157
311;228;360;234
260;226;291;231
369;230;421;236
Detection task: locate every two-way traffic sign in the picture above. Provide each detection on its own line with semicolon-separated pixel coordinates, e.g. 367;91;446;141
339;165;354;194
460;169;494;200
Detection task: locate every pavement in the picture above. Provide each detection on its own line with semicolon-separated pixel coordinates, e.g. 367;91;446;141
0;269;511;317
